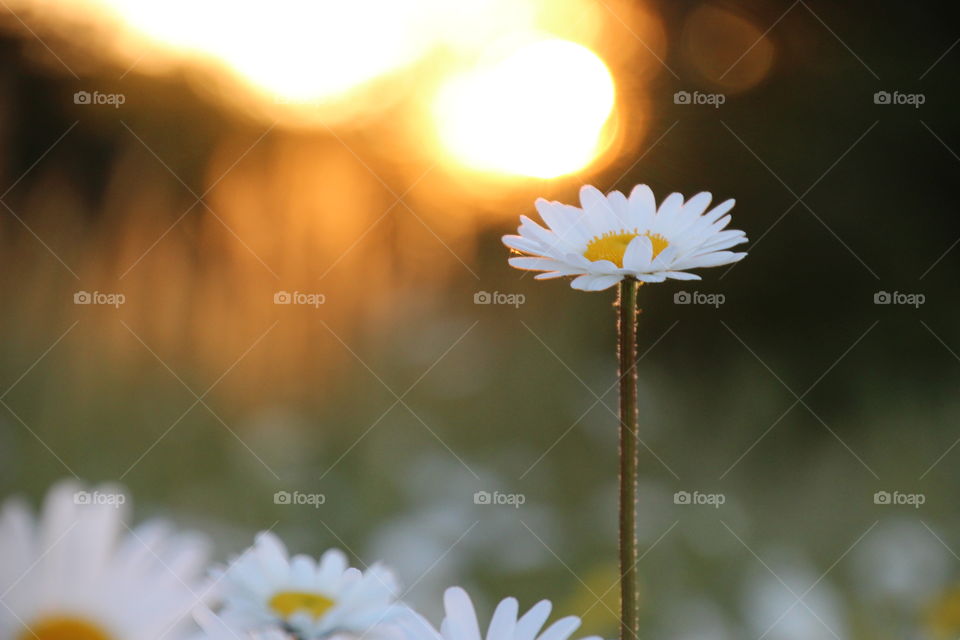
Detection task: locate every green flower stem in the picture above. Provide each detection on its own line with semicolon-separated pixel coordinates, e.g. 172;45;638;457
618;278;639;640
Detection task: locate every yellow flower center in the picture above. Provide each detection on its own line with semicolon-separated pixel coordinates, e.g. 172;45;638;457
928;585;960;638
583;231;668;268
19;616;113;640
269;591;336;620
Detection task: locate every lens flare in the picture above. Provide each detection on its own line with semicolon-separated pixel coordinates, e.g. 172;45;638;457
433;39;616;179
682;3;774;92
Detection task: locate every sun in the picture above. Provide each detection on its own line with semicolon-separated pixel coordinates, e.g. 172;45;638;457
433;39;617;179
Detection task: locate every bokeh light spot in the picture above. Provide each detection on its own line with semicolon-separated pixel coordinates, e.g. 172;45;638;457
682;3;775;92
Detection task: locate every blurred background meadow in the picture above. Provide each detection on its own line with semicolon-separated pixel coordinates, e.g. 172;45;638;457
1;1;959;638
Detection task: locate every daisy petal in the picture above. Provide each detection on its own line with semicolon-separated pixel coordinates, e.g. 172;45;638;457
628;184;657;227
503;234;546;256
607;190;630;225
579;185;613;221
650;245;679;270
673;251;747;270
571;274;622;291
515;601;553;640
537;616;582;640
657;192;684;218
622;235;653;271
486;598;519;640
663;271;701;280
508;257;561;272
444;587;483;640
535;199;580;240
702;198;735;224
635;272;667;283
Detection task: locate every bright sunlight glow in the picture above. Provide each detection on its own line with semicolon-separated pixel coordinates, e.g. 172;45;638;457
9;0;621;174
90;0;435;101
433;39;616;179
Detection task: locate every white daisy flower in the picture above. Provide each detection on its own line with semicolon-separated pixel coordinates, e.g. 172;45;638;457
193;606;293;640
216;531;402;640
397;587;601;640
0;480;209;640
503;184;748;291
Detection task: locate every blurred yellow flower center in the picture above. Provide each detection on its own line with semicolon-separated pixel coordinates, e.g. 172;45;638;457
19;616;113;640
270;591;335;619
928;585;960;638
584;231;668;267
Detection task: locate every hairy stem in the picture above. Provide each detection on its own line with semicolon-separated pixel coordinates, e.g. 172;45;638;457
617;278;639;640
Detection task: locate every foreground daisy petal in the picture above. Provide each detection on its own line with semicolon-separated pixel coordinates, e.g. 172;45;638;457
503;184;748;290
396;587;600;640
0;480;209;640
194;607;292;640
215;532;402;640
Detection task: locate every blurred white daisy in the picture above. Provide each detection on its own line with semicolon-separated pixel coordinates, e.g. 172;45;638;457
0;480;209;640
503;185;747;291
216;531;402;639
397;587;600;640
193;606;292;640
